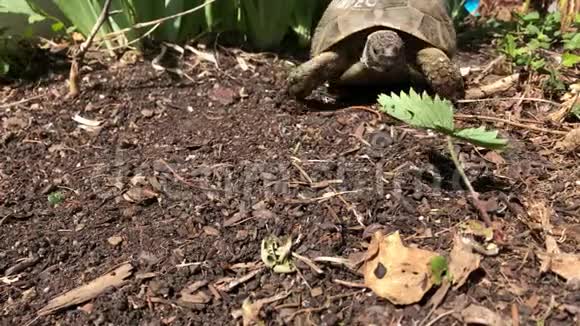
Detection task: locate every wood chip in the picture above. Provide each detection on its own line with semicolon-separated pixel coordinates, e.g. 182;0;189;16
107;236;123;246
37;263;133;316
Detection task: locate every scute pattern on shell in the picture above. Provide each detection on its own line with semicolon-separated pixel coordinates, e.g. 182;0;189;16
311;0;456;57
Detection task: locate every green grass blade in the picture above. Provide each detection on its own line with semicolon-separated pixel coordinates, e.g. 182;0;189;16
241;0;297;50
204;0;240;32
290;0;328;48
0;0;48;24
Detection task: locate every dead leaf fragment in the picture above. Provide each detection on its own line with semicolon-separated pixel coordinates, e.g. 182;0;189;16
123;186;158;204
461;304;511;326
537;251;580;282
232;292;289;326
38;263;133;316
363;231;438;305
107;236;123;247
555;128;580;152
449;235;482;290
203;226;220;236
484;151;506;165
3;116;28;131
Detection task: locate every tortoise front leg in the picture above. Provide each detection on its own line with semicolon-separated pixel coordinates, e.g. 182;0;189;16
416;47;465;101
287;51;351;100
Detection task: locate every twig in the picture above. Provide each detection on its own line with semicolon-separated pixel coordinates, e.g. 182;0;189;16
455;114;568;135
446;136;493;228
0;95;44;109
292;252;324;274
333;279;367;288
456;97;560;106
464;73;520;100
66;0;113;98
0;214;10;226
511;303;520;326
423;310;456;326
473;55;506;84
344;105;383;121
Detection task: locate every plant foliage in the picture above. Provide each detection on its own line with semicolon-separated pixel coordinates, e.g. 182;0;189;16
499;10;580;70
377;90;508;150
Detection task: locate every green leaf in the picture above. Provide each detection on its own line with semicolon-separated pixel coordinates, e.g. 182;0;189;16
454;126;508;150
564;33;580;50
51;21;65;32
378;90;508;150
562;53;580;67
430;256;449;285
522;11;540;22
47;191;65;206
572;104;580;120
0;0;47;24
0;58;9;76
377;89;454;134
241;0;297;50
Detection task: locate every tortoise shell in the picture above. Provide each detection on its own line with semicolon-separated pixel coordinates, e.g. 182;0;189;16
310;0;457;58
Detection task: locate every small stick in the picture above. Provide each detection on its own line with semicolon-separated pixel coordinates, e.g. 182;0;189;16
464;73;520;100
0;95;44;109
292;252;324;274
472;55;506;84
333;279;367;288
423;310;456;326
511;303;520;326
456;97;560;106
446;136;493;228
345;105;383;121
455;114;568;135
67;0;113;98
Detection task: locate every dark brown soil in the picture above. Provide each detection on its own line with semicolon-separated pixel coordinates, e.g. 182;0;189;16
1;44;579;326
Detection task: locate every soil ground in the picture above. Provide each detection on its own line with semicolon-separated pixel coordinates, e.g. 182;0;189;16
0;40;579;326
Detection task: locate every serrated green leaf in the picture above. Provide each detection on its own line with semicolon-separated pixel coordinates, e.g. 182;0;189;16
377;91;508;150
377;89;455;134
453;126;508;150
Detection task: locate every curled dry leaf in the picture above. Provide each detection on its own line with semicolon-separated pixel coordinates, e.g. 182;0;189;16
178;280;211;305
236;292;290;326
459;220;493;242
527;200;554;233
72;114;103;133
363;231;439;305
537;250;580;282
449;235;482;290
261;235;296;274
460;303;511;326
555;128;580;152
123;186;159;204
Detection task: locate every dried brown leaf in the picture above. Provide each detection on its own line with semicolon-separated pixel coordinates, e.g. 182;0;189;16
555;128;580;152
363;231;438;305
537;251;580;282
449;235;482;290
460;303;511;326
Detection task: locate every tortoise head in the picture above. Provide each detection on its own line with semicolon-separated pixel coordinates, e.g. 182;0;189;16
360;30;405;73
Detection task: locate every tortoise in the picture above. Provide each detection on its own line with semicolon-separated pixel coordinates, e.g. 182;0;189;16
287;0;465;101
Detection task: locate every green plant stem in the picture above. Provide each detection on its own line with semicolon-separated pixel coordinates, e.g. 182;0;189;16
446;136;493;228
